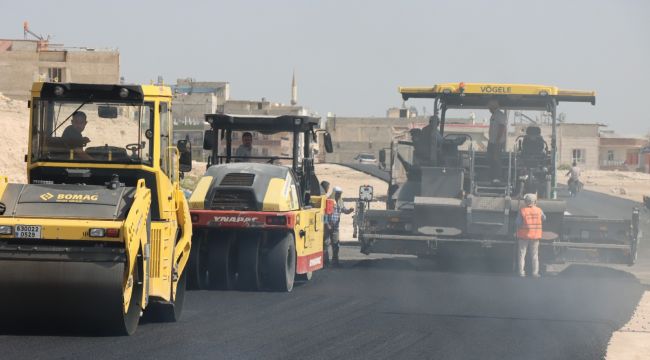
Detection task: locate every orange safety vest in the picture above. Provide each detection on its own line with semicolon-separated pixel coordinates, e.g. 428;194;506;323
517;206;543;240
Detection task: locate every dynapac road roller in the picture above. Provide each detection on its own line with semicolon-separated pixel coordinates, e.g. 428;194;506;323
187;114;333;292
0;82;193;335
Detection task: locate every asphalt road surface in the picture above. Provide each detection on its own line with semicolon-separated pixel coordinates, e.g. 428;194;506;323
1;188;647;360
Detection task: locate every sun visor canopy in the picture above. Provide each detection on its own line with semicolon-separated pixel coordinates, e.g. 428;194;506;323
399;83;596;109
37;83;145;102
0;184;136;220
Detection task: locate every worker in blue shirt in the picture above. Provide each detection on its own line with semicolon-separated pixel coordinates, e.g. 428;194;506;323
325;186;354;266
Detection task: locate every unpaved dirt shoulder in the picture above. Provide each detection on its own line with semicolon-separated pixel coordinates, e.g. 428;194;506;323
315;163;388;242
579;170;650;203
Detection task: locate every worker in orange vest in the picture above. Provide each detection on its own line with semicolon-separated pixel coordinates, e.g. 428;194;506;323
516;193;546;277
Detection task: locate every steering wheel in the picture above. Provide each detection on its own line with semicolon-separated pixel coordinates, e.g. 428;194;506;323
126;143;142;157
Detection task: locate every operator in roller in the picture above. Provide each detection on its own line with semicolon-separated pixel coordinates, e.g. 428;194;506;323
62;111;93;160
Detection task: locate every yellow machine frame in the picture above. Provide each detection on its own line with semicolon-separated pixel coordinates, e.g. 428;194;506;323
0;82;192;334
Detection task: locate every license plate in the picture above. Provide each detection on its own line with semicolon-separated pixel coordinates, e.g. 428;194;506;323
15;225;42;239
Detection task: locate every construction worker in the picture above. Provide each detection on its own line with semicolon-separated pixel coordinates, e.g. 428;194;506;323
566;161;582;196
516;193;546;277
325;186;354;267
487;99;508;182
320;180;333;266
320;180;331;195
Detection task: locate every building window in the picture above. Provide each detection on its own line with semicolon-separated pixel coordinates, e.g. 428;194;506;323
48;68;63;82
572;149;585;164
607;150;614;161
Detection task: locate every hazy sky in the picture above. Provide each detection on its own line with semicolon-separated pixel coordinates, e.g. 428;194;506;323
2;0;648;133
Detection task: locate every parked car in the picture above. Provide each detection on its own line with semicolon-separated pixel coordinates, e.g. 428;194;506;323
355;153;378;165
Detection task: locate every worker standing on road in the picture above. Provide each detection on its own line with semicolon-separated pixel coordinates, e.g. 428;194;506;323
325;186;354;267
566;161;582;196
320;181;333;266
516;193;546;277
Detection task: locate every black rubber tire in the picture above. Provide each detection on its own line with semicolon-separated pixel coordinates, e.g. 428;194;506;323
208;234;237;290
266;232;296;292
296;271;313;281
146;270;186;323
237;236;261;291
187;234;209;290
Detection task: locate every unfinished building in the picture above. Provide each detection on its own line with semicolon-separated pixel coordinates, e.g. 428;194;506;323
0;38;119;100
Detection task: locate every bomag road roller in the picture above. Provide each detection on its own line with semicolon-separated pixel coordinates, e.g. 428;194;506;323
0;82;193;335
354;83;639;269
187;114;334;292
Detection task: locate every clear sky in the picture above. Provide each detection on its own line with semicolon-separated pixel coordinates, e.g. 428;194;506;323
2;0;648;134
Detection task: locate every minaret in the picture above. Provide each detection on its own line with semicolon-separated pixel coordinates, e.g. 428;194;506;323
291;70;297;106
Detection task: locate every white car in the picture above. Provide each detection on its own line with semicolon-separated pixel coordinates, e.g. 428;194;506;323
355;153;378;165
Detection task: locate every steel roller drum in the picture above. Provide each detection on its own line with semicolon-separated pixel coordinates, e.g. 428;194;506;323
0;260;134;334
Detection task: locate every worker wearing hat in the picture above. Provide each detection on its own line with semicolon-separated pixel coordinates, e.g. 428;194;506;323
325;186;354;266
516;193;546;277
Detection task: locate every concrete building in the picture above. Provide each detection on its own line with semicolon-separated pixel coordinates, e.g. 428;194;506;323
324;115;485;163
386;106;419;118
511;123;602;170
599;131;648;171
222;99;310;116
171;79;230;160
172;74;316;163
0;38;119;100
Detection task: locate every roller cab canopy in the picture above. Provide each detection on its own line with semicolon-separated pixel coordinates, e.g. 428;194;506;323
31;82;172;102
205;114;320;133
399;83;596;110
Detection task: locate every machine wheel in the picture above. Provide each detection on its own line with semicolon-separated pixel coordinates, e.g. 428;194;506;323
208;234;237;290
146;270;187;323
237;236;262;291
266;232;296;292
187;234;209;290
115;262;143;335
296;271;313;281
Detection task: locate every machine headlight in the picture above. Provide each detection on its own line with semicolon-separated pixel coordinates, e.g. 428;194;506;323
54;85;65;96
89;228;106;237
0;225;13;235
119;88;129;98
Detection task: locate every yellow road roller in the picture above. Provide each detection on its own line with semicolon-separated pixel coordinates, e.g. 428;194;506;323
187;114;333;292
0;82;192;335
